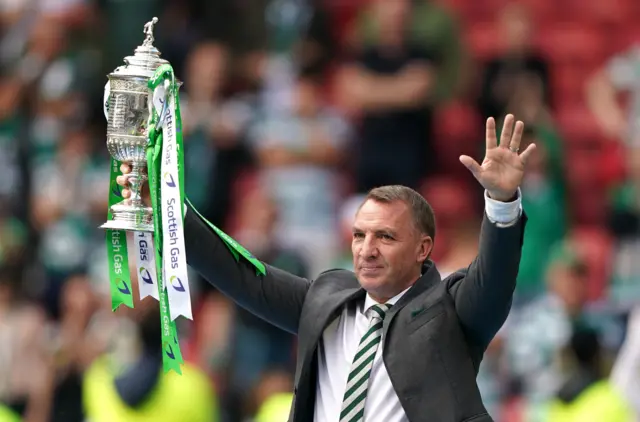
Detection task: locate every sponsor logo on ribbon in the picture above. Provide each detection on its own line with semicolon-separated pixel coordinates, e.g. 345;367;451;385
164;172;176;188
165;343;175;360
169;275;186;292
159;86;191;321
140;267;153;284
116;279;130;295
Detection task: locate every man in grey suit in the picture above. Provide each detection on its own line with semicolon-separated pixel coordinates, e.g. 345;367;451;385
117;114;535;421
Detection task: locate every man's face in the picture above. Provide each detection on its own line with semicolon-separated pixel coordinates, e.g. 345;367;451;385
352;199;432;302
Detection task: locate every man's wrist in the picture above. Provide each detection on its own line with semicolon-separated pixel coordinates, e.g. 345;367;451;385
484;189;522;226
487;191;518;203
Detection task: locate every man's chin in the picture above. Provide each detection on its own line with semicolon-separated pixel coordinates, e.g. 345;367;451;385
357;270;386;287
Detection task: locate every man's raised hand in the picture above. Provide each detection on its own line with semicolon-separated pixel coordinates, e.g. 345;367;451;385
459;114;535;201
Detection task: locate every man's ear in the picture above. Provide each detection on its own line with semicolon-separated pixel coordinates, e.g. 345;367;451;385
418;236;434;262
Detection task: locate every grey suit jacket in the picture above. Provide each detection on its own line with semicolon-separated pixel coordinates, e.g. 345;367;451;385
184;205;527;422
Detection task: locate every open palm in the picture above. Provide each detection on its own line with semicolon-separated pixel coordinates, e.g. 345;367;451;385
460;114;536;202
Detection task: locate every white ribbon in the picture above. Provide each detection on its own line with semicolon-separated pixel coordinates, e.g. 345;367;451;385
157;82;192;321
134;231;159;301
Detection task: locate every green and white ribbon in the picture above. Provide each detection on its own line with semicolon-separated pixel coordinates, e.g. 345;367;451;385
147;133;184;374
148;64;188;373
151;72;192;322
106;158;134;311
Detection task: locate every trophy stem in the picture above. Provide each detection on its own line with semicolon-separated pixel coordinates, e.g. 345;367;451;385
128;162;147;206
99;160;153;232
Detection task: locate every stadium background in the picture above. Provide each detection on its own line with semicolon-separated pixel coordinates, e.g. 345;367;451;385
0;0;639;421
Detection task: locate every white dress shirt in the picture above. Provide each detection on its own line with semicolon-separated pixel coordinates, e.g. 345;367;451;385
313;190;522;422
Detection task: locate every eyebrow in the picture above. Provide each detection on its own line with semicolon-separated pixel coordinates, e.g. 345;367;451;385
352;227;398;237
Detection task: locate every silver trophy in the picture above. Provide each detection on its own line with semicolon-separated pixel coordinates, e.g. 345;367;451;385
101;17;170;233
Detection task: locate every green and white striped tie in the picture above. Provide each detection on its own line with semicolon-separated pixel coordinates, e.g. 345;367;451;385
340;303;390;422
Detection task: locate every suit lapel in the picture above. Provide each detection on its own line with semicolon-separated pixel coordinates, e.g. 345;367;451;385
307;286;365;355
383;261;442;334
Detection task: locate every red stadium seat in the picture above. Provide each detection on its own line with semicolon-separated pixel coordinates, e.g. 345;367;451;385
569;187;609;226
551;64;588;105
555;105;607;145
465;23;503;61
536;24;606;66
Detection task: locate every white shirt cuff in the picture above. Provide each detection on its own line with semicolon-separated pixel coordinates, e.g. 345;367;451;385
484;188;522;226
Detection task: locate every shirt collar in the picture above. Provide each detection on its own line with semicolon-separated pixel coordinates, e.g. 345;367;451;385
362;285;412;316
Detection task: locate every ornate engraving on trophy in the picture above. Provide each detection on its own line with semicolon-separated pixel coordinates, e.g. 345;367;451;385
100;17;170;233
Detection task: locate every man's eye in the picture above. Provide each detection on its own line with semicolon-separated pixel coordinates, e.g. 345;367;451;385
381;234;393;240
353;232;364;239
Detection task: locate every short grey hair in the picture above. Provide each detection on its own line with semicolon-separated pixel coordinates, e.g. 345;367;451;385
363;185;436;239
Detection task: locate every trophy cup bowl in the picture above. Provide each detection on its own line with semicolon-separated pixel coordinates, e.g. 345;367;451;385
100;17;170;233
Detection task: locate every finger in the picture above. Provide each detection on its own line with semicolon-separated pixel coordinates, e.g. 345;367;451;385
486;117;497;149
120;163;131;174
122;188;131;199
509;120;525;152
459;155;482;175
116;175;128;187
499;114;514;148
519;143;537;165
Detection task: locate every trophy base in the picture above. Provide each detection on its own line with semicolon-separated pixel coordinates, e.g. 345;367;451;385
100;201;154;233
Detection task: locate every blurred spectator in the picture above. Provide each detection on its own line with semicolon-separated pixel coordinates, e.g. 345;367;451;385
586;42;640;143
221;188;307;421
504;241;623;421
352;0;467;102
82;278;219;422
477;3;551;123
235;0;336;116
336;0;437;192
181;41;254;226
546;328;632;422
250;72;349;276
31;127;107;319
245;370;292;422
0;266;54;422
515;126;568;301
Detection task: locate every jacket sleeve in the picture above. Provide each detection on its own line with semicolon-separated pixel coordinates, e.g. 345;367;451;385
183;203;311;334
447;212;527;351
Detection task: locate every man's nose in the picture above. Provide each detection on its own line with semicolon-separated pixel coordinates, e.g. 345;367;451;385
359;235;379;258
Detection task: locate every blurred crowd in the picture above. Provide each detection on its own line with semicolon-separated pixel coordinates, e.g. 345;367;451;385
1;0;640;421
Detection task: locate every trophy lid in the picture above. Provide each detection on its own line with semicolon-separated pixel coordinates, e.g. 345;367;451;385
110;17;169;79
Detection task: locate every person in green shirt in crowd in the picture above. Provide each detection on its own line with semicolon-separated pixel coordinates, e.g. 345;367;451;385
513;125;568;302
